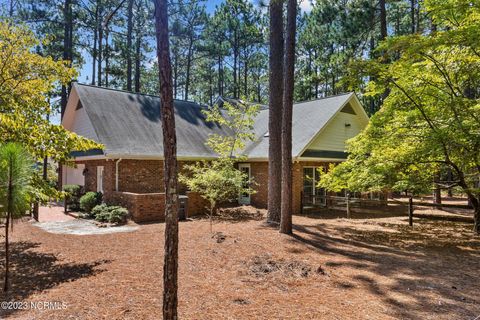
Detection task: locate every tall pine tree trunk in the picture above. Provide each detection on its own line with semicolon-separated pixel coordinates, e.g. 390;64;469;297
153;0;179;318
410;0;416;34
379;0;387;40
105;30;110;87
280;0;297;235
184;40;193;100
98;25;103;86
61;0;72;120
135;34;141;93
233;44;238;98
3;210;10;292
126;0;134;91
58;0;72;191
218;56;223;96
4;159;13;292
267;0;284;224
244;57;248;97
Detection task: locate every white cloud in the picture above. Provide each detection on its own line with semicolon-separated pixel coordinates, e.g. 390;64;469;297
299;0;313;13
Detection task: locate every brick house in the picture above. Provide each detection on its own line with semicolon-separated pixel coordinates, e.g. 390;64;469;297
62;83;370;222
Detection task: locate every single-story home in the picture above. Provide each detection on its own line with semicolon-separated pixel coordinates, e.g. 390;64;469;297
62;83;371;221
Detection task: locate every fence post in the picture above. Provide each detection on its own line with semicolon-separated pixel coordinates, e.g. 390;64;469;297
300;191;303;215
346;193;351;219
64;195;68;214
33;202;39;221
408;196;413;226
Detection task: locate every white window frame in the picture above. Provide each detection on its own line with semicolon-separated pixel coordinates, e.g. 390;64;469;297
238;163;251;205
97;166;104;193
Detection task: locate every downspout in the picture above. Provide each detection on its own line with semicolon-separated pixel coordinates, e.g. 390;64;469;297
115;158;122;191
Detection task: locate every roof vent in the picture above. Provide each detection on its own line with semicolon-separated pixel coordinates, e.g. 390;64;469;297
340;103;356;115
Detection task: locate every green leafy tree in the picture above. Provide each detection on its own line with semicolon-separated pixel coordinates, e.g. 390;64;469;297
320;0;480;233
0;22;100;163
0;143;34;292
179;100;258;232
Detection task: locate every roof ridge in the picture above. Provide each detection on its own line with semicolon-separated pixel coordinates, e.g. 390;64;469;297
74;82;208;107
292;92;354;105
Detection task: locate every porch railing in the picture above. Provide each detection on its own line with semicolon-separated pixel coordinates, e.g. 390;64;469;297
301;192;387;214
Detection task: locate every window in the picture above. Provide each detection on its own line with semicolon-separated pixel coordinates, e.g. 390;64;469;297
303;167;326;205
238;164;251;205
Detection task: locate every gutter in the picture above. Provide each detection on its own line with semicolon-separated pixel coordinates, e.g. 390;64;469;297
115;158;122;191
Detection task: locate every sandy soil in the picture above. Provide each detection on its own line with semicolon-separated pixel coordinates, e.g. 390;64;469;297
0;207;479;320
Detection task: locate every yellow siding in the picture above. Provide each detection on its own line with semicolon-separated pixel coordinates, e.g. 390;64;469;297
307;108;367;152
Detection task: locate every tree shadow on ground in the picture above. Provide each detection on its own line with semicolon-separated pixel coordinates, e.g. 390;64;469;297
285;219;480;319
190;207;265;224
0;241;110;318
215;207;265;223
303;205;407;220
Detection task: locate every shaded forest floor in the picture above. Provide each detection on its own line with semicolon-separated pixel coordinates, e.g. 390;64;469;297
1;206;479;319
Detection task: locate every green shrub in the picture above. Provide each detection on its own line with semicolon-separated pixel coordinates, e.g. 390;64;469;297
91;203;108;218
79;192;102;214
63;184;84;210
93;205;128;224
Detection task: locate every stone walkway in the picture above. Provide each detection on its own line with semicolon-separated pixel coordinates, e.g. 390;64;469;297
35;203;139;235
39;203;76;222
33;220;139;235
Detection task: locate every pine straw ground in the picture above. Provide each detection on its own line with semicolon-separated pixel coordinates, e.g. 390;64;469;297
1;207;479;320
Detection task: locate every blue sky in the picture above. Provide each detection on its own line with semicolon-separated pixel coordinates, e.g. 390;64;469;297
77;0;313;83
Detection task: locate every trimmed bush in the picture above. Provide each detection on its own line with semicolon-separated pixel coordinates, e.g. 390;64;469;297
92;204;128;224
91;203;109;218
63;184;84;210
79;192;103;214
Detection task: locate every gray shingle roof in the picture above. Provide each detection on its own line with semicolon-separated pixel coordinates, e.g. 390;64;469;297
244;93;354;158
74;83;232;158
72;83;354;159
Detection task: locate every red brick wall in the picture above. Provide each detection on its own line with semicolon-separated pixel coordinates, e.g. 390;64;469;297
76;159;115;201
74;158;335;219
109;191;208;222
248;161;331;215
110;191;165;222
248;162;268;209
117;160;164;193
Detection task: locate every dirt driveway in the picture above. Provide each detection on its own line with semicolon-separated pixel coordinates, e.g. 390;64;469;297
0;207;479;319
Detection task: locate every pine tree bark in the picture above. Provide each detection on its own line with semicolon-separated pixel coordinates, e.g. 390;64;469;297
184;39;194;100
91;2;99;85
135;34;141;93
4;210;10;292
379;0;387;40
280;0;296;235
4;160;13;292
61;0;72;120
58;0;73;191
267;0;284;223
126;0;134;91
153;0;179;318
410;0;416;34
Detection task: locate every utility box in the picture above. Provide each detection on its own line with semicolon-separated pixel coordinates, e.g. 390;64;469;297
178;195;188;220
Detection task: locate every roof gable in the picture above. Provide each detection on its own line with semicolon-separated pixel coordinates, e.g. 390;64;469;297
243;93;356;158
298;93;369;158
